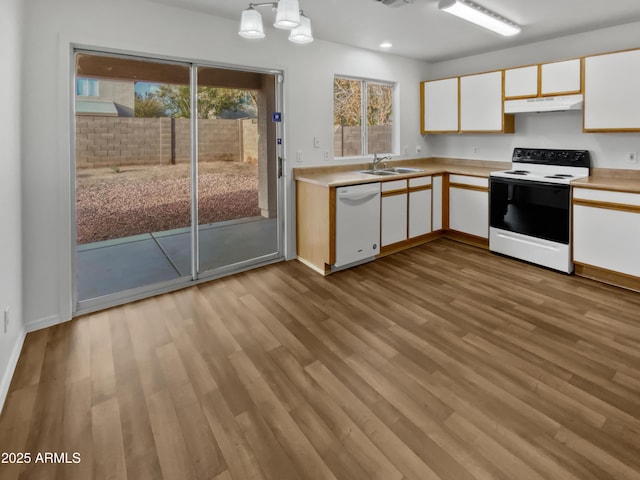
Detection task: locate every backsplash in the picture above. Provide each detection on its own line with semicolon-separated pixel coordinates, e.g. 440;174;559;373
427;110;640;169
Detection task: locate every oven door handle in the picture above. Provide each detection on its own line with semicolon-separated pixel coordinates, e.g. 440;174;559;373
495;232;561;251
489;177;570;190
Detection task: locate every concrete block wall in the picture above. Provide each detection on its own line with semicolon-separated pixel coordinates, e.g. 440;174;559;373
333;124;392;157
76;116;258;167
242;118;259;164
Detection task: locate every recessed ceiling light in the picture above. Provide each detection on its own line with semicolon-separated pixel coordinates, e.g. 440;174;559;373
379;42;393;49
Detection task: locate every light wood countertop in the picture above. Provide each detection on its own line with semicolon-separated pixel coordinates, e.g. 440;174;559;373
295;158;640;193
293;157;511;187
572;168;640;193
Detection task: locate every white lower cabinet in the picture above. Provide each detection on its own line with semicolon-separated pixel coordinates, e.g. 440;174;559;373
381;176;434;247
408;176;432;238
431;175;443;231
381;180;408;247
573;187;640;277
449;174;489;238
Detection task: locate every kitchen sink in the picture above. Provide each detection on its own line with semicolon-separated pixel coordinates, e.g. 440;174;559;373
384;167;425;174
357;169;400;176
357;166;425;176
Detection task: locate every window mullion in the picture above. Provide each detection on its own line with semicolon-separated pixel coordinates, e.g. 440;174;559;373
362;80;368;156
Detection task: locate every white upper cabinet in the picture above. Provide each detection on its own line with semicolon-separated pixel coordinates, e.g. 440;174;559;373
541;58;582;96
460;71;512;133
505;65;538;99
505;60;581;99
584;49;640;131
421;78;459;133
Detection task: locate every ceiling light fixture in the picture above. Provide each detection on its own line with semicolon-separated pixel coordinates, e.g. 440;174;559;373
379;42;393;49
239;0;313;44
438;0;521;37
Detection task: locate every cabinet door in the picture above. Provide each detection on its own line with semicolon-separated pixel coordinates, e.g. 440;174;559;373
381;180;408;247
541;58;581;96
460;71;505;132
408;176;432;238
505;65;538;99
449;175;489;238
432;175;443;231
422;78;459;133
573;188;640;277
584;49;640;131
381;194;407;246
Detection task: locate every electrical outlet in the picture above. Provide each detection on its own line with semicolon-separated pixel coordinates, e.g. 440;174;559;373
296;150;303;162
627;152;638;164
416;145;422;154
313;137;320;148
473;146;480;155
3;307;9;334
323;151;329;161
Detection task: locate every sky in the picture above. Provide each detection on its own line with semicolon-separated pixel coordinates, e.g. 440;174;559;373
134;81;160;97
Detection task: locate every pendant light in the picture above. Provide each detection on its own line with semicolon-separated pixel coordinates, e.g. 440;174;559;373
238;1;312;44
274;0;301;29
239;6;266;39
288;12;313;44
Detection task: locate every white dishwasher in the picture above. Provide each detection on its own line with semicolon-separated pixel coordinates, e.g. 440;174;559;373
334;182;381;269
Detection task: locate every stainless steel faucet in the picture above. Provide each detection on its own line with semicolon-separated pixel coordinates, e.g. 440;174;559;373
372;153;391;170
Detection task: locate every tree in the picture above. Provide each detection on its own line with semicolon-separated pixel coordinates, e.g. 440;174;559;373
367;83;392;126
333;78;392;127
334;78;362;126
155;85;257;119
134;92;166;118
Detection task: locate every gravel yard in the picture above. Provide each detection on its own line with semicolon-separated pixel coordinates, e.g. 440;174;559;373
76;162;260;244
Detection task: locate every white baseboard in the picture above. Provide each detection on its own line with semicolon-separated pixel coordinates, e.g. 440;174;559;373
25;314;62;333
0;326;26;416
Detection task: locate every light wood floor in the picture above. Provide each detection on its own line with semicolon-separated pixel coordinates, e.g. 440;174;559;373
2;238;640;480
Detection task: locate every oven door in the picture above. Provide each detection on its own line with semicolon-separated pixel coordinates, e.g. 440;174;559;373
489;176;573;273
489;177;570;244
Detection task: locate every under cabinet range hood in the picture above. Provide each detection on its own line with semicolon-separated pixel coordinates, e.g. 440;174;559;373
504;94;583;114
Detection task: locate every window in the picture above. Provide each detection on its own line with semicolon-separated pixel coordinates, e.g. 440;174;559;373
334;76;394;158
76;77;99;97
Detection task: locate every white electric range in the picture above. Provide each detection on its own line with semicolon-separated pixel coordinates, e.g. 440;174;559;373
489;148;591;273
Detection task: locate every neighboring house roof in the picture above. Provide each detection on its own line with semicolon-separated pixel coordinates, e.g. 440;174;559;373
76;99;119;116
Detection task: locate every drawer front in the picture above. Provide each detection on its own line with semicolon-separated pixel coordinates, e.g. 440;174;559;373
573;187;640;207
381;179;408;192
449;174;489;189
409;176;432;188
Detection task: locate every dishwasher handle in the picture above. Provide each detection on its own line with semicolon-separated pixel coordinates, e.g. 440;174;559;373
337;185;380;202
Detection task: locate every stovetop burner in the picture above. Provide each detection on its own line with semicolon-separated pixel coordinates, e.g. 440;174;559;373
545;174;575;179
491;148;591;186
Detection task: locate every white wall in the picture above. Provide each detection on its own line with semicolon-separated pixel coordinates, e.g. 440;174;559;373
0;0;26;411
426;22;640;169
21;0;430;328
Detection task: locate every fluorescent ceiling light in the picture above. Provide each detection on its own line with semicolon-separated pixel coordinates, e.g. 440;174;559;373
379;42;393;49
438;0;521;37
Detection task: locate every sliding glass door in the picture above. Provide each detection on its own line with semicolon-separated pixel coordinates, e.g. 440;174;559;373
73;50;283;311
196;66;280;275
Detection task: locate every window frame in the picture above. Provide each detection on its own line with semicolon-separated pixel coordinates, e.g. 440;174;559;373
333;75;396;159
76;77;99;97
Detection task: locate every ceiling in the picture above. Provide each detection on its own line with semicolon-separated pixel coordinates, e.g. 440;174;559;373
146;0;640;62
